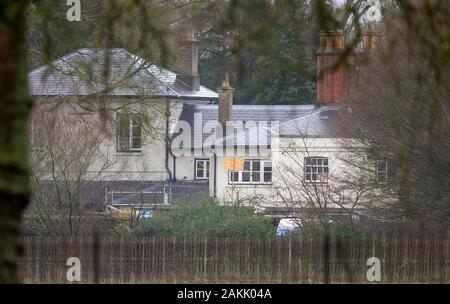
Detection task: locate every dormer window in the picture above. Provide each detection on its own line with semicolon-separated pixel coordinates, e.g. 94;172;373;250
117;113;141;152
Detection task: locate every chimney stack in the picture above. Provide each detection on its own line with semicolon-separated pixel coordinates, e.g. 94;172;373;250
218;74;234;130
316;30;347;105
362;31;380;49
176;25;200;91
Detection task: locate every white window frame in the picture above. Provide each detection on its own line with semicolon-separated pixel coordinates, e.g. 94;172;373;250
195;159;210;180
376;160;388;184
29;117;45;153
304;156;329;183
229;160;272;185
117;113;142;152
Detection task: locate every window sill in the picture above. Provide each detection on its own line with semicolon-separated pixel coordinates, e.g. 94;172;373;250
31;148;46;153
117;151;143;156
304;181;329;185
228;183;272;187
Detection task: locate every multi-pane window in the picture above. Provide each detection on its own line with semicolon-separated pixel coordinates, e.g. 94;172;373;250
376;160;388;183
304;157;329;183
195;159;210;180
117;113;142;152
229;160;272;184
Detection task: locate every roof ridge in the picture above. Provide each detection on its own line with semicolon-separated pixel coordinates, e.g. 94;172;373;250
190;104;317;108
29;48;91;75
279;105;337;128
121;49;180;98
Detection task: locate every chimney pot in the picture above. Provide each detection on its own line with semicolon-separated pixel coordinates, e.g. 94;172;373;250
218;74;234;130
319;30;345;52
362;31;378;49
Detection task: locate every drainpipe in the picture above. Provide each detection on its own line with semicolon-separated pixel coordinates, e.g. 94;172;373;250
170;149;177;182
213;151;217;198
165;102;173;182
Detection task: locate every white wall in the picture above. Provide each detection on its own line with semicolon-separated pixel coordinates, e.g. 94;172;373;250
174;156;196;181
91;99;186;181
211;137;384;209
32;97;185;182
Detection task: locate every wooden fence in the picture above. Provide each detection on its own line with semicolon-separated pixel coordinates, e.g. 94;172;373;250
19;235;449;283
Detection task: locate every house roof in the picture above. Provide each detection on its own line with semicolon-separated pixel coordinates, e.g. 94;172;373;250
28;48;218;100
278;106;348;138
178;104;317;123
172;104;349;149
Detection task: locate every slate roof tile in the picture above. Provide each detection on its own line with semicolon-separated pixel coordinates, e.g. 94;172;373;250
28;48;218;100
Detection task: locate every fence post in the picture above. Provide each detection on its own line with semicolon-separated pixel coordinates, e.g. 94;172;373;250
162;238;166;282
93;227;100;283
203;237;208;279
323;232;331;284
445;237;450;283
288;237;292;279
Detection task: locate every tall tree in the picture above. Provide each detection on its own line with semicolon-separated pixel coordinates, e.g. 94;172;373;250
315;0;450;226
195;0;319;105
0;0;34;283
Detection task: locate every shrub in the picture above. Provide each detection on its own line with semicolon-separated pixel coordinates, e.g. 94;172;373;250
22;214;130;236
131;199;275;238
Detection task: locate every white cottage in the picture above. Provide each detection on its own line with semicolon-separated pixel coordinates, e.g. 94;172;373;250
29;31;390;218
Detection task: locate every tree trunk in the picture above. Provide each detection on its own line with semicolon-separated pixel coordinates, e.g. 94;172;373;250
0;1;33;283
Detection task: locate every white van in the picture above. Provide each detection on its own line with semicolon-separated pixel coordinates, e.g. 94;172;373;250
276;218;302;237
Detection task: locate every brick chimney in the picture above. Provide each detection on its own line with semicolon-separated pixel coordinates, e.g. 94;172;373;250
316;30;347;105
218;74;234;129
175;25;200;91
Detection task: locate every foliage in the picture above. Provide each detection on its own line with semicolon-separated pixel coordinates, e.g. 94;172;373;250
22;215;129;237
0;0;35;283
132;199;275;238
197;0;318;104
27;1;320;105
27;104;119;236
27;0;171;69
343;12;450;226
300;221;370;239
